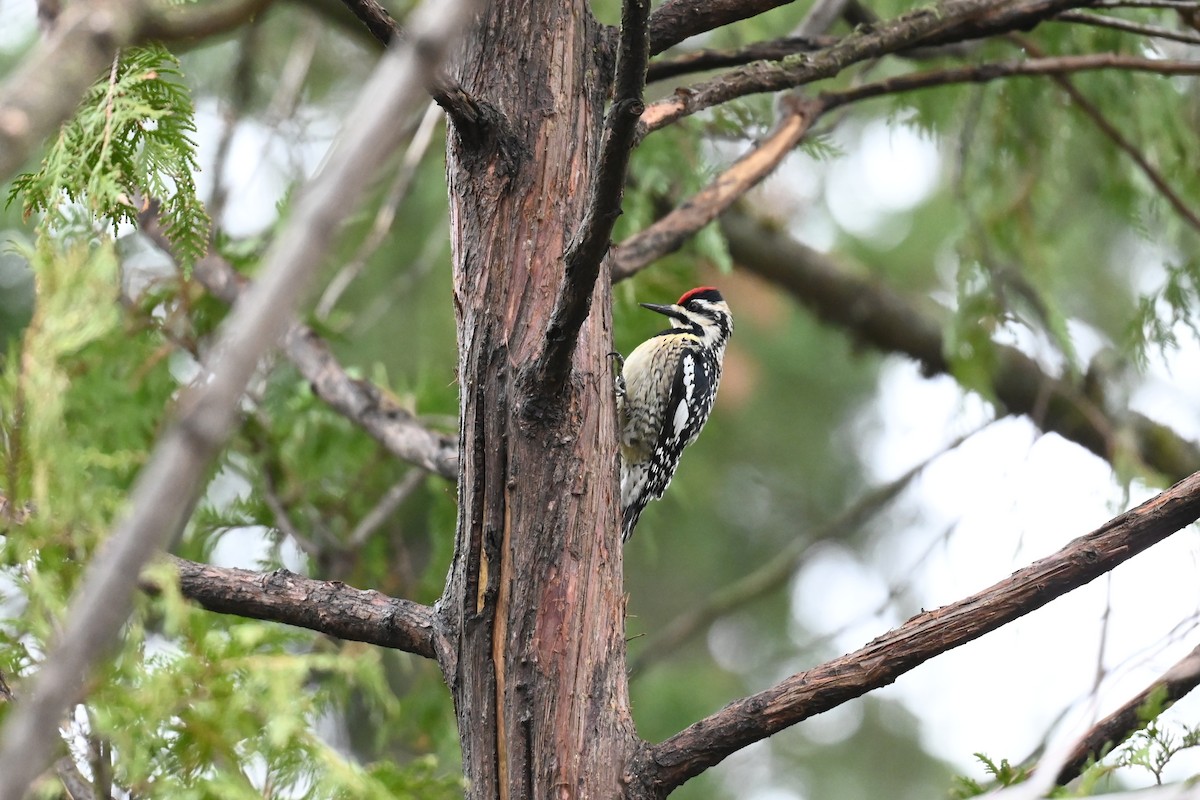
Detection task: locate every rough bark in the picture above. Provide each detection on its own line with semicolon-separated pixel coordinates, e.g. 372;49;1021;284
439;3;637;798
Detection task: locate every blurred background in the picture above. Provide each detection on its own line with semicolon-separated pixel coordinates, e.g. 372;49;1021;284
2;0;1199;797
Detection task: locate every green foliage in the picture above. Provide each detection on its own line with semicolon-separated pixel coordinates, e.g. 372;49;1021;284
950;753;1033;798
7;44;209;267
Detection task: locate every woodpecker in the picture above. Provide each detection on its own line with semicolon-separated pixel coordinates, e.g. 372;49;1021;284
616;287;733;542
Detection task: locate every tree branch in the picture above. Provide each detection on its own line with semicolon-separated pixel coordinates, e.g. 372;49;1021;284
612;95;824;279
0;1;478;793
719;210;1200;481
647;0;797;55
647;36;832;83
1052;9;1200;45
630;469;1200;794
1054;643;1200;784
818;53;1200;112
637;0;1097;136
1010;39;1200;234
154;555;448;661
533;0;650;392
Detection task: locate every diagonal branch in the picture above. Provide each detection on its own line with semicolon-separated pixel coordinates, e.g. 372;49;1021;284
1053;643;1200;784
720;210;1200;481
155;555;449;661
1011;38;1200;234
612;95;824;279
630;469;1200;795
533;0;650;392
647;0;797;55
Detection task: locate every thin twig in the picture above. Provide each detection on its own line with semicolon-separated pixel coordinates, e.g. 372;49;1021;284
316;100;443;320
348;468;428;547
534;0;650;392
819;53;1200;111
1010;38;1200;233
612;96;824;280
138;204;459;480
1053;9;1200;44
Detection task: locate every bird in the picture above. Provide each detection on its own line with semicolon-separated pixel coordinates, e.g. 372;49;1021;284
614;287;733;542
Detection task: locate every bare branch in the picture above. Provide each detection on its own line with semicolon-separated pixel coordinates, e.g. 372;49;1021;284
334;0;400;45
1053;9;1200;44
0;1;477;793
631;469;1200;794
647;0;797;55
719;210;1200;481
647;36;832;83
348;469;429;547
1055;643;1200;784
155;555;448;661
638;0;1096;136
612;96;823;280
819;53;1200;111
534;0;650;392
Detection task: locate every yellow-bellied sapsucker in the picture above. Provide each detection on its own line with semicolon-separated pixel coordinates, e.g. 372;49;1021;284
615;287;733;541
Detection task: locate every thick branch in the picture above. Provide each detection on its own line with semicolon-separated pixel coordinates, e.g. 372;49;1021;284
534;0;650;392
159;555;447;661
647;0;797;55
720;210;1200;481
631;470;1200;794
638;0;1096;136
612;96;823;279
1054;644;1200;784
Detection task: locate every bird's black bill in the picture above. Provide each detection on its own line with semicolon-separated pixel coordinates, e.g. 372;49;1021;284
639;302;687;322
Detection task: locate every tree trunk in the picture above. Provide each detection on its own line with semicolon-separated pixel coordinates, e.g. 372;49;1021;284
441;3;638;797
